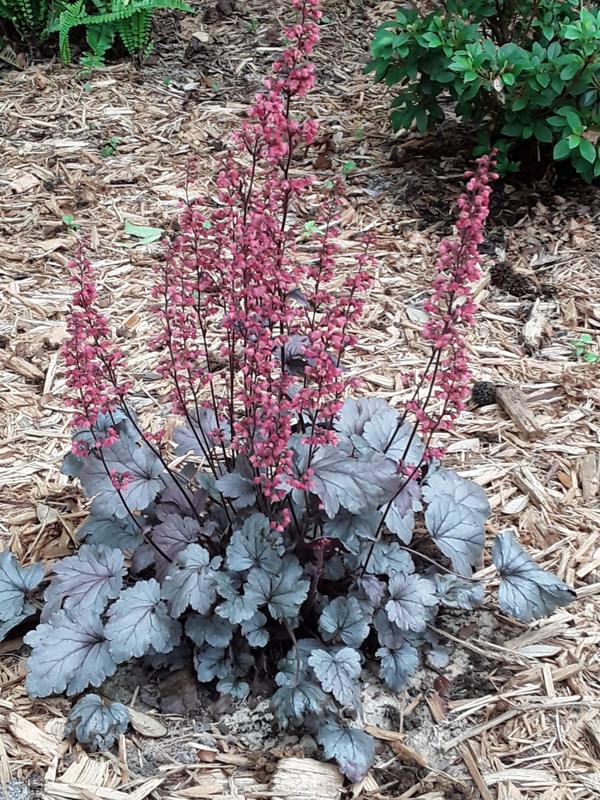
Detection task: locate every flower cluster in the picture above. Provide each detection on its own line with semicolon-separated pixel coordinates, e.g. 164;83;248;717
151;0;373;503
63;245;131;450
411;154;497;456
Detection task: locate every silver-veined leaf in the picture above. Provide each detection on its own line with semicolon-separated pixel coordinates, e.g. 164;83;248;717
492;530;575;622
385;574;438;632
245;556;309;621
105;579;181;662
25;609;117;697
308;647;361;706
376;640;419;691
43;544;125;620
316;720;375;782
0;552;44;621
65;693;129;752
319;597;370;647
425;494;485;575
161;544;221;618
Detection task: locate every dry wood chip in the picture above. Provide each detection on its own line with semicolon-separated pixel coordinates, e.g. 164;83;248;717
127;707;168;738
270;757;343;800
0;352;45;380
9;173;40;194
364;725;428;767
7;712;64;760
460;744;494;800
44;783;129;800
496;386;543;441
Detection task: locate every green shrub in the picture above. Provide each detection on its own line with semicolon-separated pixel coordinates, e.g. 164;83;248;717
366;0;600;182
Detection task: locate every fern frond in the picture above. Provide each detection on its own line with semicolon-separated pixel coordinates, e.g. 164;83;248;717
48;0;85;63
80;21;113;68
117;8;150;53
0;0;49;34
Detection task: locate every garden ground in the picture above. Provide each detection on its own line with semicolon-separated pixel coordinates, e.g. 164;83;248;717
1;0;600;798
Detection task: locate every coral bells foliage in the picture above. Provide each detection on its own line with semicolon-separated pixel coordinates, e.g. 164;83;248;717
10;0;575;782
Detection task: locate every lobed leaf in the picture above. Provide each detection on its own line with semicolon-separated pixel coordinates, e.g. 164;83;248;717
319;597;370;647
356;541;414;577
385;574;438;632
65;693;129;752
241;611;269;647
161;543;221;618
308;647;361;706
25;609;117;697
0;602;36;643
226;514;283;574
492;531;575;622
358;575;387;606
245;556;309;621
423;468;490;522
316;720;375;782
358;406;424;467
156;482;208;521
173;408;230;456
376;640;419;691
272;682;329;728
63;410;138;480
324;510;382;554
215;471;255;509
425;494;485;576
335;397;390;437
193;644;229;682
0;552;44;622
309;447;398;518
217;676;249;700
385;478;421;544
374;608;409;650
435;574;485;610
43;544;125;620
137;513;203;580
78;514;143;550
215;572;260;623
105;579;181;662
79;437;163;518
185;614;234;648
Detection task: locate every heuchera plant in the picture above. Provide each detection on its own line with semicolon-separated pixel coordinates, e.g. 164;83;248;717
0;0;575;780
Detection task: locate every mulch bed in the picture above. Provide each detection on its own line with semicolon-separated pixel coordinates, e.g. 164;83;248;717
1;1;599;798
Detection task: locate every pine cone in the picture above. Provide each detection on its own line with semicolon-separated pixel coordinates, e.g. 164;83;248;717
471;381;497;407
490;261;535;297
